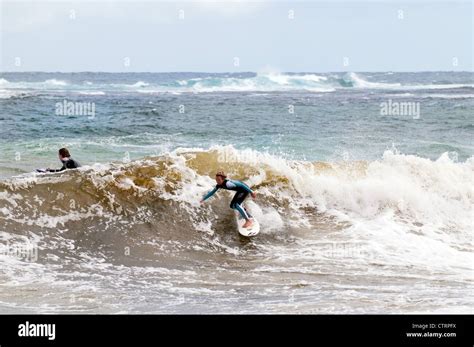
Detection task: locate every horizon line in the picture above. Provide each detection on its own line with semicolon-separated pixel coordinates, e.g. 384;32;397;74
1;70;473;74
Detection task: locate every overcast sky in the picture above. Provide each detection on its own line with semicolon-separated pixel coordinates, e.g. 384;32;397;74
1;0;472;72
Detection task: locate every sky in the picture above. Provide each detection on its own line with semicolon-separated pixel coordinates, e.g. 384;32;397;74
0;0;472;72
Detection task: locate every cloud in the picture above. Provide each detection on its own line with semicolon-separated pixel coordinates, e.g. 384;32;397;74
192;0;268;16
1;0;269;35
1;1;61;33
1;1;175;34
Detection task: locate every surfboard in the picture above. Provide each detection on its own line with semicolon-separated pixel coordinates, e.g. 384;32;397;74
235;208;260;237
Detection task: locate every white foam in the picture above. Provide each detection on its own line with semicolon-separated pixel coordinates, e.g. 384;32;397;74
0;74;471;94
78;91;105;95
345;72;473;91
183;145;474;275
420;93;474;99
43;79;68;86
345;72;402;89
129;81;149;88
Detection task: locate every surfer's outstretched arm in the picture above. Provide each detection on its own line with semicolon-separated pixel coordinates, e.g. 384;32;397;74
201;187;218;203
46;165;66;173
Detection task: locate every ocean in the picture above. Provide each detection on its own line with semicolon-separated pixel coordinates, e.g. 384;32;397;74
0;71;473;313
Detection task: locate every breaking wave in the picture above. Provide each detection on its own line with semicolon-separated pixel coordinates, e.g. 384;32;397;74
1;72;472;97
0;146;472;272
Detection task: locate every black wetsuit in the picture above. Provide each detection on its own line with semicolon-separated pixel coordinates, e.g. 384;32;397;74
47;157;81;172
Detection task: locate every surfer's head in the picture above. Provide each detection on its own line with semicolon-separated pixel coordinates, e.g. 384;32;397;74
58;148;71;161
215;171;227;185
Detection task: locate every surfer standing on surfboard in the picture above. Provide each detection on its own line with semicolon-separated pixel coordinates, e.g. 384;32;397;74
200;171;257;228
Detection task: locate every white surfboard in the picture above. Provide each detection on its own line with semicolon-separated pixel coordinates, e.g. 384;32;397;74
235;209;260;237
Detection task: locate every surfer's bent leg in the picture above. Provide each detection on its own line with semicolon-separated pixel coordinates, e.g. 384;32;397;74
230;192;250;220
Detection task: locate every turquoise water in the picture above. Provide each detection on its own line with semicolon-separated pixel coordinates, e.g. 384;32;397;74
0;71;472;176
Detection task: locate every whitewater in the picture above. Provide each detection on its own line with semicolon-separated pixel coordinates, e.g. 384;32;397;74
0;71;473;313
